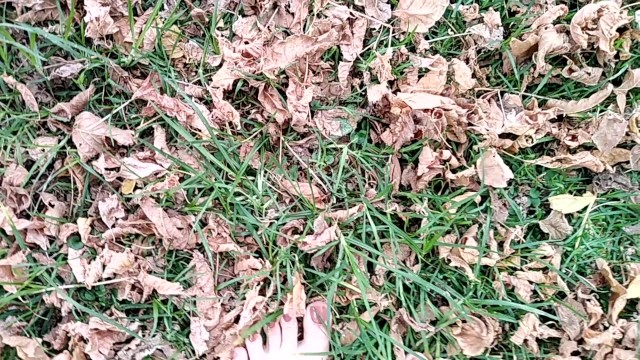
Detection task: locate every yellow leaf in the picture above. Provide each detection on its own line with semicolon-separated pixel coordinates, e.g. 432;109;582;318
548;192;596;214
121;179;136;194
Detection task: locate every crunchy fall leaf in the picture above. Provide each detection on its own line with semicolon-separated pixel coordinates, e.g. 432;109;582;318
591;112;627;154
556;298;586;340
596;259;629;322
50;84;95;119
314;108;360;137
476;148;514;188
98;194;125;228
283;272;306;317
189;317;208;357
510;313;564;355
2;74;39;112
570;1;631;54
545;83;613;114
534;151;606;173
138;197;196;250
614;69;640;113
0;329;50;360
450;59;476;92
138;271;185;301
451;315;499;356
561;62;603;86
393;0;448;33
325;204;365;222
281;179;328;208
49;62;85;80
0;251;27;293
298;216;338;252
539;210;573;240
83;0;118;39
71;111;135;162
396;92;457;110
548;192;596;214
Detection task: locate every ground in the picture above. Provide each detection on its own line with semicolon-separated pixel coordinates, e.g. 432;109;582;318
0;0;639;359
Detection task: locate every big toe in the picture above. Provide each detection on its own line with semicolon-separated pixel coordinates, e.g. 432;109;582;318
232;347;248;360
299;301;330;355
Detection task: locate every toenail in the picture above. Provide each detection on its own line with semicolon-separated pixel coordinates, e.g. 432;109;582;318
250;333;259;341
283;314;292;322
310;303;328;324
268;322;277;328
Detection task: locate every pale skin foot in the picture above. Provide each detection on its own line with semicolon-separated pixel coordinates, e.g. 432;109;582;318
233;301;331;360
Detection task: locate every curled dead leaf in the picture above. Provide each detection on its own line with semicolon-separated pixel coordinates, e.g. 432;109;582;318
451;315;499;356
2;74;39;112
50;84;95;119
534;151;606;173
393;0;448;33
545;83;613;114
71;112;135;162
281;179;328;208
476;148;514;188
539;210;573;240
591;112;627;154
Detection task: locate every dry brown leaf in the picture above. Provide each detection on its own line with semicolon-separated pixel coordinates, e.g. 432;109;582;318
570;1;631;54
556;298;586;340
396;92;457;110
138;271;185;301
393;0;448;33
451;315;499;356
258;83;289;125
371;50;394;83
286;77;314;132
2;74;39;112
614;69;640;113
100;247;134;279
83;0;118;39
325;204;365;222
596;259;628;323
283;272;306;317
534;151;606;173
0;329;50;360
476;148;513;188
510;313;564;355
138;197;196;250
0;251;27;293
545;83;613;114
359;0;391;28
50;84;95;119
313;108;360;137
262;32;339;72
450;59;476;92
27;136;59;162
281;179;328;208
468;9;505;50
14;0;59;24
67;247;103;287
97;194;125;228
591;112;628;154
499;272;536;303
548;192;596;214
539;210;573;240
189;317;208;357
72;111;135;162
61;315;134;360
458;4;480;22
561;62;603;86
298;216;338;252
50;62;84;80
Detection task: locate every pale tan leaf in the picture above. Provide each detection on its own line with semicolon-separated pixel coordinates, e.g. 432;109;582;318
138;197;196;250
596;258;627;322
0;333;50;360
71;111;135;162
545;83;613;114
313;108;360;137
555;298;586;340
451;315;499;356
286;78;314;132
450;59;476;92
570;1;631;54
476;148;513;188
614;69;640;113
548;192;596;214
83;0;118;39
281;180;328;208
258;83;289;125
325;204;365;222
138;271;185;301
298;216;337;252
100;247;134;279
561;62;603;86
0;251;27;293
50;84;95;119
262;33;339;72
396;92;457;110
591;112;628;153
392;0;448;33
2;74;39;112
189;317;209;357
49;62;84;80
283;272;306;317
97;194;125;228
539;211;573;240
627;275;640;299
534;151;606;173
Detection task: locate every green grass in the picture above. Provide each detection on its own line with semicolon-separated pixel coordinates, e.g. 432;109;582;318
1;0;640;359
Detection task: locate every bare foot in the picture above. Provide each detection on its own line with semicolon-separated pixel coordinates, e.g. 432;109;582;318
233;301;331;360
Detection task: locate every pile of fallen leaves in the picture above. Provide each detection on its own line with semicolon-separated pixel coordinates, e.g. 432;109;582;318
1;0;640;359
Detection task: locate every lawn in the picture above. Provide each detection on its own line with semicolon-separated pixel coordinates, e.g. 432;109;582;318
0;0;639;359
